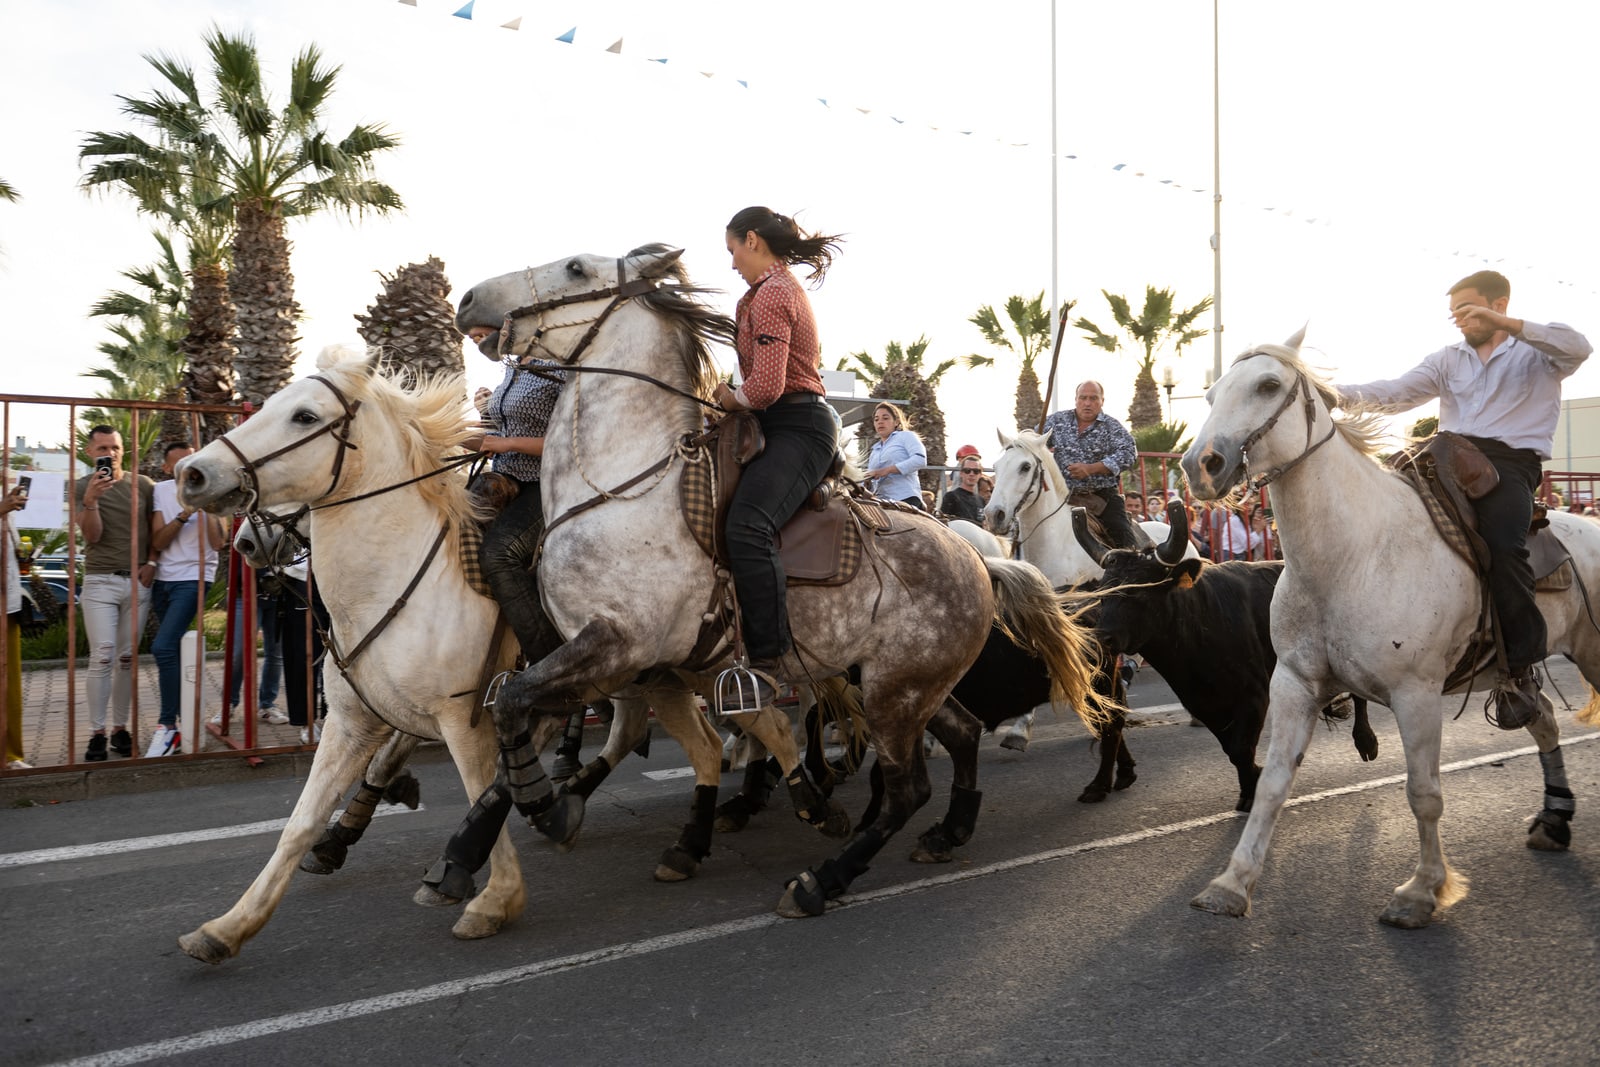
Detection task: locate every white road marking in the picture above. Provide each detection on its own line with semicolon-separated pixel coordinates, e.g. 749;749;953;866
49;730;1598;1067
0;805;425;870
641;766;699;781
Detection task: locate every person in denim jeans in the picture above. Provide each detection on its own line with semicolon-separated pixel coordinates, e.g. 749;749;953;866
145;441;229;756
225;572;284;723
73;426;155;761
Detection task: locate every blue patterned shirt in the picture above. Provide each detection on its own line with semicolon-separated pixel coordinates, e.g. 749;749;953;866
1039;409;1137;490
486;358;564;483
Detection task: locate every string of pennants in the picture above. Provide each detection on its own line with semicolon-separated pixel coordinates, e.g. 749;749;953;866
397;0;1589;291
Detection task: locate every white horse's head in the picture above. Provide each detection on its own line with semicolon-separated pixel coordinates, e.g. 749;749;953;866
232;504;309;569
1181;328;1380;499
456;247;697;363
983;427;1060;535
178;344;477;522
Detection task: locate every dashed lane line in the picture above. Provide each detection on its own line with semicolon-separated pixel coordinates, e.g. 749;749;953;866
48;730;1597;1067
0;804;425;869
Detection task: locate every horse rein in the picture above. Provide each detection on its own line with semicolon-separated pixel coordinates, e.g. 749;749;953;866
1004;445;1072;554
219;374;363;509
497;258;667;369
1233;353;1337;490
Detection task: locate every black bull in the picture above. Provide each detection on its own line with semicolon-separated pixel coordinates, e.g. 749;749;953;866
1076;501;1377;812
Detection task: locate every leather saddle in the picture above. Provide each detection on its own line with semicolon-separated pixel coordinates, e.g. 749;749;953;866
1390;433;1573;690
681;411;859;585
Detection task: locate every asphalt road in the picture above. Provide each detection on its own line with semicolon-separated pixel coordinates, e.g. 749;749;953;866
4;664;1599;1066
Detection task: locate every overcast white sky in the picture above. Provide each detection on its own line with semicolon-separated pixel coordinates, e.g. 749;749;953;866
2;0;1596;458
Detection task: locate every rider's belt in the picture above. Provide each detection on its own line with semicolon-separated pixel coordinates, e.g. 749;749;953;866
770;392;826;407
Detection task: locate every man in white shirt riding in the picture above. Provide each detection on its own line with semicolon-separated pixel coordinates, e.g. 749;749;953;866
1337;270;1592;729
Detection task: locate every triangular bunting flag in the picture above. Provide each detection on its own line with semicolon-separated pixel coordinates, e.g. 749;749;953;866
891;117;904;124
501;18;520;30
857;107;871;115
649;58;667;64
398;0;417;6
817;98;828;107
736;79;749;88
452;1;473;18
606;38;623;53
556;27;576;43
1112;163;1127;170
701;71;714;78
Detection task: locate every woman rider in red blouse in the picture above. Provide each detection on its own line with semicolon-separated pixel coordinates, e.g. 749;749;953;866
712;207;844;712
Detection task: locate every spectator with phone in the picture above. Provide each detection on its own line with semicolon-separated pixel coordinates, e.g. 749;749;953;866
3;473;32;768
74;425;156;761
144;440;228;757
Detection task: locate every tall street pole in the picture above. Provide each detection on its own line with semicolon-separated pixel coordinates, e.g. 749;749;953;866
1050;0;1060;416
1210;0;1224;388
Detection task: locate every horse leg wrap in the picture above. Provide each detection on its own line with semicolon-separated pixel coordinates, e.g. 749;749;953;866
306;781;384;871
939;785;983;849
786;769;833;828
743;758;779;812
420;856;480;902
1539;747;1574;801
501;732;555;820
787;843;875;917
559;756;614;800
659;785;718;875
555;710;585;758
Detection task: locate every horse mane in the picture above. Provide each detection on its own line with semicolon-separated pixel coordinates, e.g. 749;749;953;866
314;345;486;533
1232;342;1392;458
628;243;736;402
1011;428;1071;498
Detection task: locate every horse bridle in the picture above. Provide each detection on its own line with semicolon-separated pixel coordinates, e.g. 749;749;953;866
1233;352;1337;490
497;258;664;367
219;374;363;509
1003;444;1072;552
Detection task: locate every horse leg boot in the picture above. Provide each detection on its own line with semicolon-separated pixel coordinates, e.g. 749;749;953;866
912;699;983;863
501;730;584;848
302;730;422;875
1526;711;1575;851
550;709;586;782
657;785;719;880
417;778;512;905
734;704;851;838
780;720;934;918
715;754;778;833
531;694;651;852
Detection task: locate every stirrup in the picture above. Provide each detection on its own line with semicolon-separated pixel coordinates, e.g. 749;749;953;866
483;669;518;712
713;658;775;719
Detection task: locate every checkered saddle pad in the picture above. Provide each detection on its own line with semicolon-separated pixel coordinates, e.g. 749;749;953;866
456;522;494;599
679;445;896;587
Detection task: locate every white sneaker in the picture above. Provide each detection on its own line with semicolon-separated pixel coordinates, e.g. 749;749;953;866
6;758;32;770
260;705;290;725
299;722;322;744
145;726;181;757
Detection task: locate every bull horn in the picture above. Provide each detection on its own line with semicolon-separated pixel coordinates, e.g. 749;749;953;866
1157;500;1190;565
1071;507;1110;566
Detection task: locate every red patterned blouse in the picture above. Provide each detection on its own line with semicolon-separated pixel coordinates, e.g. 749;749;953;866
732;263;825;410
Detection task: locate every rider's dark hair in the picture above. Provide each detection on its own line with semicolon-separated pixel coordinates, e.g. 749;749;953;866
1449;270;1510;303
725;207;844;285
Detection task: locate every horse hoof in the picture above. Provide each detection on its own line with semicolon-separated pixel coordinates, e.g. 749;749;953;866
777;870;827;918
1113;768;1138;791
451;911;505;940
298;852;338;876
1077;786;1109;804
1378;898;1435;929
654;845;700;882
178;928;234;965
413;884;463;908
383;772;422;810
714;795;755;833
1527;814;1572;851
910;845;953;864
1190;882;1250;917
530;793;586;851
1354;732;1379;762
820;802;852;839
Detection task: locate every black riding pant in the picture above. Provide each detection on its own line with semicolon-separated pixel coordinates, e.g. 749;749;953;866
1093;486;1140;550
482;478;563;664
278;578;328;728
1465;436;1546;671
726;396;839;662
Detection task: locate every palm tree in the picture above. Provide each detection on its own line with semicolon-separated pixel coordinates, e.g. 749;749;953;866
1075;286;1212;431
839;335;955;490
82;237;191;474
82;27;404;407
355;256;465;385
966;292;1075;432
0;178;17;201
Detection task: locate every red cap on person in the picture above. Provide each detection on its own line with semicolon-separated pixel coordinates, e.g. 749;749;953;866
954;444;980;460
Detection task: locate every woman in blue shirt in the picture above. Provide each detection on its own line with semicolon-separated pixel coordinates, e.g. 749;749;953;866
865;402;928;508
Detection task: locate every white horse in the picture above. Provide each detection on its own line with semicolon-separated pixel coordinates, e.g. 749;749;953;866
175;349;811;962
453;247;1108;916
1182;331;1600;927
982;427;1196;745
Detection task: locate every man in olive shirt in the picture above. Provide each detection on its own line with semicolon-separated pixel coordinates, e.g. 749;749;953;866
74;425;156;761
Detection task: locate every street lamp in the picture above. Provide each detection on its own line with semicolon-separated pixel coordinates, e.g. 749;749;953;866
1161;365;1176;422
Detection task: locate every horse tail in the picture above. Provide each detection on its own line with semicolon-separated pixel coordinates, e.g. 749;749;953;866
1576;683;1600;728
983;557;1116;734
809;674;868;774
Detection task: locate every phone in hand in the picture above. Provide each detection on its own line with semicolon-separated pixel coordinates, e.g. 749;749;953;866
15;475;29;499
95;456;114;479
